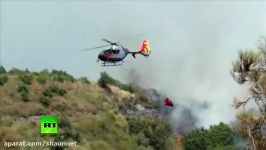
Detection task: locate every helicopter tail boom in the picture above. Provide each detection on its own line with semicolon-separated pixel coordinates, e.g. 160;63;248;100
129;51;149;58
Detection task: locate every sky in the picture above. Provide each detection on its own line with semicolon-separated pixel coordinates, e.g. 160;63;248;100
1;0;266;127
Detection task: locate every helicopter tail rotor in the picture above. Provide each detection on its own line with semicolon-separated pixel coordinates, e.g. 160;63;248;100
129;40;151;58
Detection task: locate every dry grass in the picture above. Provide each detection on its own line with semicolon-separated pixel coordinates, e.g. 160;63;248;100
108;85;135;100
0;102;45;117
0;126;18;149
0;71;165;150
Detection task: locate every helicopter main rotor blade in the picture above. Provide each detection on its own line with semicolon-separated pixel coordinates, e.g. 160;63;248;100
102;38;113;44
102;38;120;46
82;44;110;51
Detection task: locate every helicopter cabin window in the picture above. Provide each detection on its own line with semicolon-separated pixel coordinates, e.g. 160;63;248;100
111;50;119;54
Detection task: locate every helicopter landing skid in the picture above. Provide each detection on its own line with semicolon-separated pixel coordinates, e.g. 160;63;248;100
102;62;122;66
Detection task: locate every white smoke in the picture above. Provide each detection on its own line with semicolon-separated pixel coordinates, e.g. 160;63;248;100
101;1;266;127
2;1;266;127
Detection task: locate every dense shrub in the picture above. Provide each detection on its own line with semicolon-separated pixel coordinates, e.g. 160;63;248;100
181;122;235;150
59;117;72;129
20;91;29;102
39;96;50;106
16;84;29;102
49;85;60;93
36;74;47;84
9;68;25;75
98;72;136;93
65;75;75;82
42;89;52;97
53;75;64;82
0;65;6;74
132;133;150;147
19;74;33;85
137;93;150;103
128;117;147;135
25;68;30;73
54;104;65;111
49;85;67;96
57;89;67;96
50;137;66;150
127;117;171;150
80;77;90;84
56;117;80;144
0;75;8;86
98;72;117;88
31;72;39;76
17;84;28;93
69;129;80;142
51;70;75;82
41;86;67;99
208;122;234;146
40;69;49;74
120;84;136;93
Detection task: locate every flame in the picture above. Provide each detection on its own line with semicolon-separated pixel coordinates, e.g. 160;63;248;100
175;135;182;150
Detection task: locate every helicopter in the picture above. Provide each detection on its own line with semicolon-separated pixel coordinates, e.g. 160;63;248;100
83;39;151;66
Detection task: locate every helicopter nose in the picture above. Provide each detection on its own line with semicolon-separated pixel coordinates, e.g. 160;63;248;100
98;54;105;61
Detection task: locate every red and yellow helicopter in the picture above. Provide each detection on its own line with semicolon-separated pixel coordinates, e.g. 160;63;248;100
83;39;151;66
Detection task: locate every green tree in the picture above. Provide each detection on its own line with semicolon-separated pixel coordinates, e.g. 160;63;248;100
9;68;26;75
181;123;235;150
98;72;117;88
0;65;6;74
127;117;172;150
208;122;234;147
98;72;136;93
182;128;211;150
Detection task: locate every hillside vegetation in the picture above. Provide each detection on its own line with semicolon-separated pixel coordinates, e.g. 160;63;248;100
0;67;175;150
